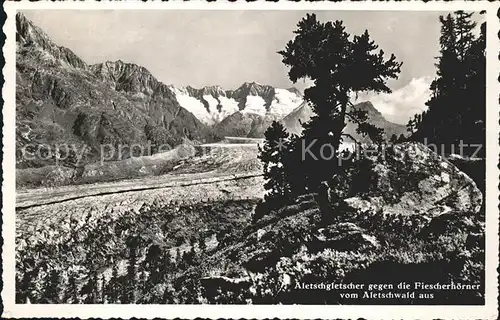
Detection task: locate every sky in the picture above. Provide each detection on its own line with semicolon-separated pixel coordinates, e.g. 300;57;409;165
22;10;478;124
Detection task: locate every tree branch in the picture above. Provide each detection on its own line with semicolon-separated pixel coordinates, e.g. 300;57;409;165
345;111;363;125
341;133;359;145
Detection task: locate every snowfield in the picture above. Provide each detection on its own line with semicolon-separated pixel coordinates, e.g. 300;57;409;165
171;87;214;125
242;95;267;116
204;95;240;122
269;88;303;119
170;85;304;125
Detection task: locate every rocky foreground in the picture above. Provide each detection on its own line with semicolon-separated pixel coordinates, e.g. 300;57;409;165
192;143;484;304
16;143;484;304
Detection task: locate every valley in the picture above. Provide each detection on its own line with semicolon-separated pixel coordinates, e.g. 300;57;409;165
16;141;264;208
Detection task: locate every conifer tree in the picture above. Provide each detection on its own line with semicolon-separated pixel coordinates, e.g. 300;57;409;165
199;236;207;252
411;11;484;156
124;236;139;303
175;248;182;266
82;272;97;304
107;264;120;303
96;274;104;304
258;121;292;208
162;250;172;274
44;269;61;303
145;244;161;284
186;246;196;265
390;134;398;144
278;13;401;189
68;273;78;303
17;269;36;303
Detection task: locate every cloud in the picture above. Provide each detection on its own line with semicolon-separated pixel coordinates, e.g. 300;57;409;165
294;76;432;125
292;78;315;94
353;76;432;125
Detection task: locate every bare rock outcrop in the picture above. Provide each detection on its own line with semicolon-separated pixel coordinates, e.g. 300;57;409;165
342;142;483;217
194;143;484;305
311;222;379;252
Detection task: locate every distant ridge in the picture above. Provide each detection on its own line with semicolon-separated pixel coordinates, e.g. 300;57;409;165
281;100;407;141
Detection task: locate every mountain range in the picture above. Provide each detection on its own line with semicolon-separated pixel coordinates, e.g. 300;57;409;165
15;12;406;168
169;82;303;125
167;82;304;138
16;13;218;168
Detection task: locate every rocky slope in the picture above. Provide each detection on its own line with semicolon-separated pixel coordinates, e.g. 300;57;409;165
213;112;275;138
183;142;484;304
281;100;407;142
16;13;217;169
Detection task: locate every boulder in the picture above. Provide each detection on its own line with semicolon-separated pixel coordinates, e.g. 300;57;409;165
448;156;485;194
311;222;379;252
42;166;76;186
421;212;464;238
256;229;266;241
342;143;483;217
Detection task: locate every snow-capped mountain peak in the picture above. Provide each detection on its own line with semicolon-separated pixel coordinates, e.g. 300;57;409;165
170;83;303;125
